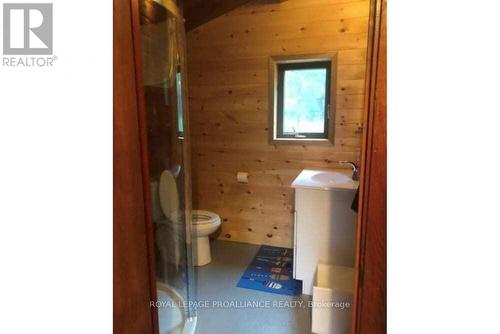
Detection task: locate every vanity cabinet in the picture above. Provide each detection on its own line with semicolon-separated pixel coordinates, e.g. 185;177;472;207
292;170;358;295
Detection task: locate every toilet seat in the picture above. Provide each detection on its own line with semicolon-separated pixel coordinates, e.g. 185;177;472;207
159;170;180;221
192;210;220;225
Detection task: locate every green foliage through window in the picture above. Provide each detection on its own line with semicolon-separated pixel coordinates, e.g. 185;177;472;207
283;68;327;134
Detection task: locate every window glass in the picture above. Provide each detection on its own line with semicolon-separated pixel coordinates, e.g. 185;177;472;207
176;70;184;134
283;68;327;134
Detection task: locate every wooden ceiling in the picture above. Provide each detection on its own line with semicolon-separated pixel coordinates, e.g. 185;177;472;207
139;0;287;31
183;0;253;31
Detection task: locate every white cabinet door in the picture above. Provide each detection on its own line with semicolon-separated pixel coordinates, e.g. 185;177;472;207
294;188;357;295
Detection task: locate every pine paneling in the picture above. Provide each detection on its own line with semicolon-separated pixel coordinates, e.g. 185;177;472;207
187;0;370;247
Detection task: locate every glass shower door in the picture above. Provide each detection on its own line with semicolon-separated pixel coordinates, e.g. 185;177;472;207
138;0;195;333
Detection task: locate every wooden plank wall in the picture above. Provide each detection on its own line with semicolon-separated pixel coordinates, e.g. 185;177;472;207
186;0;370;247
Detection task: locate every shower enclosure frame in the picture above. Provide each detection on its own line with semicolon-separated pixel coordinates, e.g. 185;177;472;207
129;0;196;332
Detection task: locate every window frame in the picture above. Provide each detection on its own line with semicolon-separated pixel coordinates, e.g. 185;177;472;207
269;53;337;145
276;61;331;140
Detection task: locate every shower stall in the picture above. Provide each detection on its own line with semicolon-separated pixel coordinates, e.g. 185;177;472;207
137;0;196;333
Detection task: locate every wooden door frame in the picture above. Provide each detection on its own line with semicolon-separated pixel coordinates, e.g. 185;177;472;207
113;0;157;333
129;0;160;332
351;0;387;333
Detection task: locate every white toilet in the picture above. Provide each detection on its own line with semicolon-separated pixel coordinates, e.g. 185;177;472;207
191;210;221;266
159;170;221;267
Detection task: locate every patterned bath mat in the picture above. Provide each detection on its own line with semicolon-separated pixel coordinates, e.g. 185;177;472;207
237;245;302;296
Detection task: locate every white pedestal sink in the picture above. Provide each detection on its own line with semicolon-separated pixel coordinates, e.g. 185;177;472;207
291;169;358;295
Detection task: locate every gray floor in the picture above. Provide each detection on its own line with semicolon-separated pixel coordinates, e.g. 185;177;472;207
194;240;311;334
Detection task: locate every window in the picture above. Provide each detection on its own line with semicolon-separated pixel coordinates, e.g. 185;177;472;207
176;67;184;136
269;55;336;144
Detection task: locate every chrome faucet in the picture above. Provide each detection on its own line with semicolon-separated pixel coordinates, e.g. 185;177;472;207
339;161;360;181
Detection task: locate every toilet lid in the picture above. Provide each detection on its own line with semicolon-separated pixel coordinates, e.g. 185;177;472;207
159;170;179;219
192;210;220;225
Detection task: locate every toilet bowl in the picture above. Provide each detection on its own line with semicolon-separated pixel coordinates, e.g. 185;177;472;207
159;170;221;267
192;210;221;266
